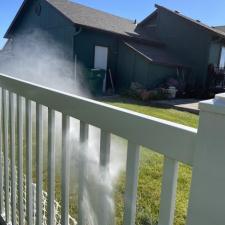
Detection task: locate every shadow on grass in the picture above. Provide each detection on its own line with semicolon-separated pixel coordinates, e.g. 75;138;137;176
95;96;173;110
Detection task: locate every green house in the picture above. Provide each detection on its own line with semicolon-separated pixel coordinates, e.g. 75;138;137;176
2;0;225;95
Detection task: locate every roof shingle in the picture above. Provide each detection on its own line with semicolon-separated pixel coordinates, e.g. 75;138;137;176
46;0;159;43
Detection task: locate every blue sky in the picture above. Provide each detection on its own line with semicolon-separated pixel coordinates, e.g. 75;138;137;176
1;0;225;48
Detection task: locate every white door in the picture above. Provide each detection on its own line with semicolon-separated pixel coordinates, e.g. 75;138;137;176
94;46;108;69
94;46;108;92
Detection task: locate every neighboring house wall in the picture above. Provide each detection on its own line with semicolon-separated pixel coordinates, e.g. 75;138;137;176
138;14;160;39
117;42;178;89
155;9;212;89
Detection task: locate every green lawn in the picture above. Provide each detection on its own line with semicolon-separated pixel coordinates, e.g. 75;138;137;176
103;98;198;128
103;98;199;225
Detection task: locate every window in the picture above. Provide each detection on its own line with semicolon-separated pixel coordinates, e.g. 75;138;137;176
219;46;225;68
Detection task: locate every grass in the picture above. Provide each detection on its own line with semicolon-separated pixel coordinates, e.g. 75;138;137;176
102;97;199;225
103;97;198;128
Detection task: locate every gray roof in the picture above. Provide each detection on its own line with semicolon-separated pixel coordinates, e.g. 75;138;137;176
4;0;161;44
214;26;225;34
6;0;225;50
124;41;189;68
154;4;225;39
46;1;225;42
46;0;158;42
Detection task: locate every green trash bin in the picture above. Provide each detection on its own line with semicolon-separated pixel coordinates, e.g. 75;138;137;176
87;69;106;95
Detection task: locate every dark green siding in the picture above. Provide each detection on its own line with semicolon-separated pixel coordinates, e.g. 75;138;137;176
12;0;121;86
74;29;118;71
12;0;75;64
117;43;178;89
134;56;149;85
73;29;119;86
148;64;178;88
40;0;75;62
156;9;212;88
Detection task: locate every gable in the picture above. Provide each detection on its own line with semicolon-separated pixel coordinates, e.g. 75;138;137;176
5;0;138;39
45;0;138;37
5;0;39;37
5;0;74;38
138;10;158;28
155;4;225;40
136;10;159;40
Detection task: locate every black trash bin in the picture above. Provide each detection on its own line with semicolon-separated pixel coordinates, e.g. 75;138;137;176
87;69;106;95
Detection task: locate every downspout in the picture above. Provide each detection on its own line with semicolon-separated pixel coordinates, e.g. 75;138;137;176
73;27;82;82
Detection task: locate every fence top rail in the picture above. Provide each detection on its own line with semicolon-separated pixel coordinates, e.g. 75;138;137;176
0;73;197;165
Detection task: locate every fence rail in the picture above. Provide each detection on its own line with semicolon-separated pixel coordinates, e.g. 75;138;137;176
0;73;224;225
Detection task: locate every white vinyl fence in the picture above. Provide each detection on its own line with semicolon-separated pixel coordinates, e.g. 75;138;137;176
0;73;224;225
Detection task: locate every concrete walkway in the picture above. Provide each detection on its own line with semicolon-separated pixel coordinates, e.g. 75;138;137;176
152;99;200;114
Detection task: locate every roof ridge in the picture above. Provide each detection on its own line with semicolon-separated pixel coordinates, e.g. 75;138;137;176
214;25;225;28
56;0;136;24
45;0;159;42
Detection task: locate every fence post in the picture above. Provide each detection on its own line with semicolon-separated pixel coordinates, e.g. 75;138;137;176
186;93;225;225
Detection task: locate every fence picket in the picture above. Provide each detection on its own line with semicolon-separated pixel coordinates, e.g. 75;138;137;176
98;130;111;225
26;99;33;225
0;89;3;215
17;95;24;225
9;92;16;225
123;142;140;225
36;104;43;225
78;121;89;225
61;115;71;225
47;109;56;225
3;89;9;223
158;157;179;225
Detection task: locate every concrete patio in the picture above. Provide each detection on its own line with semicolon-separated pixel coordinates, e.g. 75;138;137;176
152;99;200;114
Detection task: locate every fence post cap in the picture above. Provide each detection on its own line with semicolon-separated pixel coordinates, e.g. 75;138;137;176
199;93;225;115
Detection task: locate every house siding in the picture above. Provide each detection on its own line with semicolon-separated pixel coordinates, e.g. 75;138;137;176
117;42;178;89
156;8;212;89
11;0;75;69
10;0;122;87
10;0;180;91
73;29;119;77
5;1;216;94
